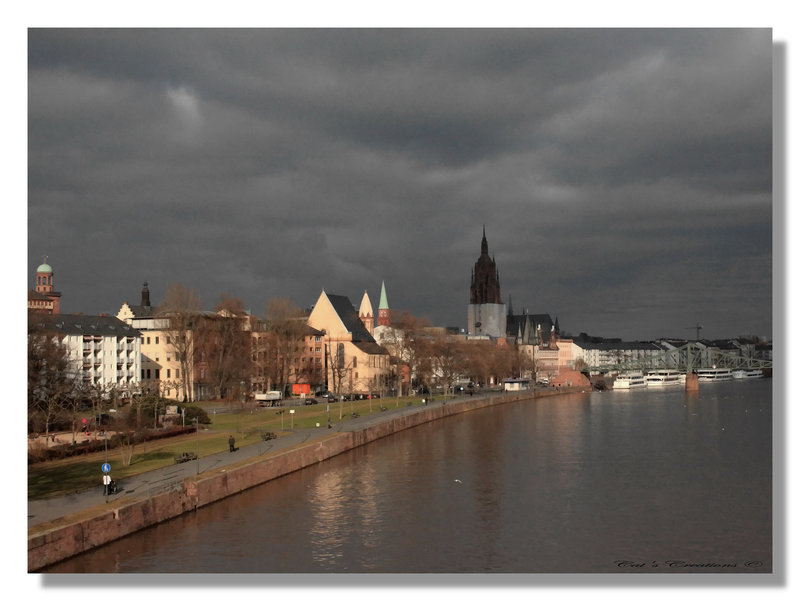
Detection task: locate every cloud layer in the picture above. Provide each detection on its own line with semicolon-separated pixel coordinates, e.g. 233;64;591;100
28;29;773;340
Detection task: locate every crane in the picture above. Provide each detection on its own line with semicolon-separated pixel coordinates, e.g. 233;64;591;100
685;322;703;341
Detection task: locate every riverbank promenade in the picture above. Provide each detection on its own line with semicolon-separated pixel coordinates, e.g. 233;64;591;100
29;387;590;571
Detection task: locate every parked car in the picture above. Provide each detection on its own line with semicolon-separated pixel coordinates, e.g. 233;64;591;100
315;390;334;399
304;398;318;405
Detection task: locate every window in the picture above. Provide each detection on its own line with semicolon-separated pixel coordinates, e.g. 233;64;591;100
155;369;160;379
141;369;145;379
167;369;171;378
146;369;151;379
155;336;159;345
166;336;171;344
146;337;150;345
176;369;180;378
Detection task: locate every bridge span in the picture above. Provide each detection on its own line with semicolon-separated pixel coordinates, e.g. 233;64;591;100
587;342;772;374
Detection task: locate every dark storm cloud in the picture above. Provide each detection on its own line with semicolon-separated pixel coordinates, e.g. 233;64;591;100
27;28;772;340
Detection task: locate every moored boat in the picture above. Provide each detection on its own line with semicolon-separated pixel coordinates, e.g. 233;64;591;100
732;369;763;379
696;367;733;382
645;369;686;387
612;372;648;389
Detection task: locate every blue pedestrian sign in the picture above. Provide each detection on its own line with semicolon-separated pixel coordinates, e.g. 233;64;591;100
101;463;111;473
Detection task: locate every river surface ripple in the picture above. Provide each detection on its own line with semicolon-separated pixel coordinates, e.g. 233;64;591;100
48;380;772;573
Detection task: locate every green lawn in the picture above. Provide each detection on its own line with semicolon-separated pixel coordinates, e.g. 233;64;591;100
29;395;436;500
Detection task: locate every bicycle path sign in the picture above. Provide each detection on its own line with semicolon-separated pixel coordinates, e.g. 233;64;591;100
101;463;111;473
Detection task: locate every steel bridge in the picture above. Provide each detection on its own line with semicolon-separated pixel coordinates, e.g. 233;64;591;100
588;342;773;373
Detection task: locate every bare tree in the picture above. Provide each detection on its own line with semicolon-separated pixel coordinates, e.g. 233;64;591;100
432;335;466;398
194;295;252;400
159;283;202;402
377;311;433;394
28;322;77;438
260;298;307;397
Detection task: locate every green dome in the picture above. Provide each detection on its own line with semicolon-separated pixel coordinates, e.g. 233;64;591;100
37;263;52;274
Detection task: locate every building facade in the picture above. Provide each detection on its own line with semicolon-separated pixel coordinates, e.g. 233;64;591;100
467;228;506;339
306;290;391;395
29;312;141;396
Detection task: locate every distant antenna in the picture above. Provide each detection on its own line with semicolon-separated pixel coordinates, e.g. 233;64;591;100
685;322;703;340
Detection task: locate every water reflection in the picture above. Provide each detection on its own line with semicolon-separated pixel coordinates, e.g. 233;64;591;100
47;380;771;573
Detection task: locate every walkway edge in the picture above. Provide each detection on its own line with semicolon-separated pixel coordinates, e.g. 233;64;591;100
28;387;589;571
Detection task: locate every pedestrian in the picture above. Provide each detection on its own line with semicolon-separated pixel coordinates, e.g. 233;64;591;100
229;435;235;453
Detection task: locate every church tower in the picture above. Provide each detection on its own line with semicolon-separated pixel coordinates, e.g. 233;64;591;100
467;228;505;338
359;290;374;336
141;281;151;308
377;281;391;326
34;255;61;314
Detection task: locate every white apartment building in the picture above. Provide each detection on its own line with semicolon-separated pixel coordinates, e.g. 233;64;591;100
29;313;142;395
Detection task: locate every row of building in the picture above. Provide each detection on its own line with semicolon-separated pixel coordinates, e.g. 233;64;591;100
28;231;771;402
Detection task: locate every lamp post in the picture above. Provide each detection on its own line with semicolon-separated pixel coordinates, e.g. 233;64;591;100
193;417;199;475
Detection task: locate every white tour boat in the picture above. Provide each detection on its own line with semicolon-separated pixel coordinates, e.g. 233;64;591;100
612;372;648;389
645;369;686;387
695;367;733;382
732;369;763;379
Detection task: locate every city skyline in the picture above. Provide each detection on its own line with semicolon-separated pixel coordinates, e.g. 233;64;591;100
27;29;773;341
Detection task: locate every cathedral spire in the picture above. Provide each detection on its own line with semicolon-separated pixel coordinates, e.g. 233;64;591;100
377;281;391;326
141;281;151;307
481;225;488;255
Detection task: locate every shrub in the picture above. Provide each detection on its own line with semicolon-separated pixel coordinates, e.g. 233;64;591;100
177;403;212;425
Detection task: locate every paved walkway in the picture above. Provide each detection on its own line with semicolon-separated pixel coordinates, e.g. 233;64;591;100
28;396;474;528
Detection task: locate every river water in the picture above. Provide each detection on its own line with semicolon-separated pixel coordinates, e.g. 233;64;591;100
48;379;772;573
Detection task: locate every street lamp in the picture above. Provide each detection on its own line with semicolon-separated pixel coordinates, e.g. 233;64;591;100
193;417;199;475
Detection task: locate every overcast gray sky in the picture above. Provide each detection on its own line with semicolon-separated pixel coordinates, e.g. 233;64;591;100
27;28;773;341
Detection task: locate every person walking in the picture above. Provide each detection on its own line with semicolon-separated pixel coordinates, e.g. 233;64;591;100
228;435;235;453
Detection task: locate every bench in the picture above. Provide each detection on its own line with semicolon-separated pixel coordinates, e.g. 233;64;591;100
351;412;360;419
260;432;277;441
174;451;197;464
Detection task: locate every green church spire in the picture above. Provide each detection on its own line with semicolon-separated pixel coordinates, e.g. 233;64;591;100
379;280;389;310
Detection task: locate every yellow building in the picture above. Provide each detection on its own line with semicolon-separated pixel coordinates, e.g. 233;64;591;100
117;283;191;400
306;290;391;395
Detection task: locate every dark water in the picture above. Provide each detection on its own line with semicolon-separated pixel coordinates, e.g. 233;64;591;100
48;380;772;573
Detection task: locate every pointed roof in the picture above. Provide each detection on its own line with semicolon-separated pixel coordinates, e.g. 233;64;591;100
379;281;389;310
359;290;374;317
317;291;377;342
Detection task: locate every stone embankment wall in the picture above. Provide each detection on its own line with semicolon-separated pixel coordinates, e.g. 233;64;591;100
29;386;589;571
